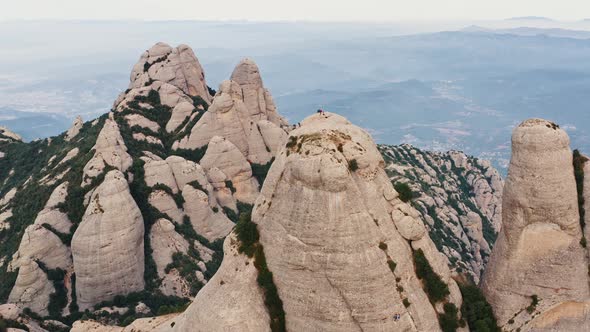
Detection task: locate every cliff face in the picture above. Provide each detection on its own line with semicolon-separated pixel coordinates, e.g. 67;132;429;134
380;144;502;283
165;113;465;332
71;170;145;310
481;118;590;331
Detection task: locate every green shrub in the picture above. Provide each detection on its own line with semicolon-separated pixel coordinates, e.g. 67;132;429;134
387;260;397;273
403;298;411;308
234;208;285;332
251;159;274;188
573;149;587;238
413;249;449;303
378;242;388;250
394;182;413;202
439;303;461;332
348;159;359;172
225;180;236;194
526;295;539;314
459;283;499;332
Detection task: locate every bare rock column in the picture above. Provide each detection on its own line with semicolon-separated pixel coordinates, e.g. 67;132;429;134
481;118;590;329
72;170;145;310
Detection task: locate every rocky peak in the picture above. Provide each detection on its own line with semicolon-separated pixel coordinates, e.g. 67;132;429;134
129;42;212;103
167;112;465;331
65;116;83;141
175;61;289;164
229;59;288;128
481;118;590;330
0;126;23;142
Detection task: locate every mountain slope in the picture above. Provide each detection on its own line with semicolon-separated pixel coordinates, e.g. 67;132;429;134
379;144;502;283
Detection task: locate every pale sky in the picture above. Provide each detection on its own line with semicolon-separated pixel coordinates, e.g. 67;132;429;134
1;0;589;21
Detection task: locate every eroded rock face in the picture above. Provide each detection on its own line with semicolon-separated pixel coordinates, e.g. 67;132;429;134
174;58;289;164
8;259;54;316
164;233;271;332
149;218;190;297
481;118;590;330
128;42;212;103
168;113;463;332
9;224;71;272
199;136;260;204
72;170;145;310
65;116;83;141
82;114;133;186
182;184;233;242
33;181;72;233
230;59;288;128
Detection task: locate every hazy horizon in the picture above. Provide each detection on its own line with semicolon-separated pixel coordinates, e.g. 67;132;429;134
3;0;590;21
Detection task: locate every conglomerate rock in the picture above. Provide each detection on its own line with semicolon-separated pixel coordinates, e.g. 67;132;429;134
167;113;464;332
72;170;145;310
481;118;590;330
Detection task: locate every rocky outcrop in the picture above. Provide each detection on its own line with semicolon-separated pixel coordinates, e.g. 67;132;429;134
128;42;212;103
481;119;590;330
82;114;133;186
175;59;289;164
149;218;191;297
199;136;260;204
125;114;160;133
169;113;463;332
182;184;233;241
8;259;54;316
9;224;71;272
65;116;83;141
166;233;270;331
230;59;288;128
7;182;73;316
380;144;503;283
0;126;23;142
33;182;72;233
72;170;145;310
166;102;195;133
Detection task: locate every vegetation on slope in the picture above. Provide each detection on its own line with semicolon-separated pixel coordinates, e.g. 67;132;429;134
573;149;588;247
235;209;286;332
459;284;500;332
380;143;500;282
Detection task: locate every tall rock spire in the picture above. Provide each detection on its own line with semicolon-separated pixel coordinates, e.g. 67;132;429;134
481;118;590;330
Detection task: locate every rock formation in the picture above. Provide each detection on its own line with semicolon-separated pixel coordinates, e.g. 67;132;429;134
7;259;54;316
380;144;503;283
175;60;289;165
481;118;590;331
128;42;212;103
0;126;23;142
167;113;464;332
65;116;83;141
72;170;145;310
199;136;260;205
82;114;133;186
